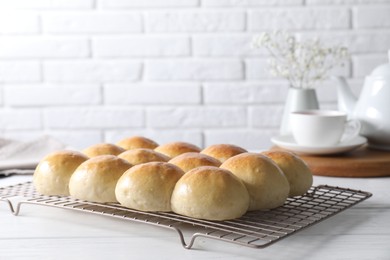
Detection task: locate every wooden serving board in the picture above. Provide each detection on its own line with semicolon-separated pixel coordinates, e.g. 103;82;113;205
271;146;390;177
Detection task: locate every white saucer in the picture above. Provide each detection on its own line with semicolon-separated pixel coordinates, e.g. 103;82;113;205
271;135;367;155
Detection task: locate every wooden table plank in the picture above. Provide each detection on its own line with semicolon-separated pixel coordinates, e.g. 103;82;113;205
272;146;390;177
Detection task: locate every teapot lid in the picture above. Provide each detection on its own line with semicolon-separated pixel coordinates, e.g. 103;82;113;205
370;50;390;78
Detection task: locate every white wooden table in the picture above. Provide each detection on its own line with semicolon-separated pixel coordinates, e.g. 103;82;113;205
1;175;389;260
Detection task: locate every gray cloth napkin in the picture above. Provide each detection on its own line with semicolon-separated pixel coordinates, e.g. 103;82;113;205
0;135;67;174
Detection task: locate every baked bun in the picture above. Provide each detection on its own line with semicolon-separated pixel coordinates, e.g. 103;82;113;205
168;152;221;172
201;144;247;163
116;136;158;150
171;166;249;220
115;162;184;212
154;142;201;158
33;150;88;196
82;143;125;157
261;151;313;197
69;155;132;203
220;153;289;211
118;148;170;165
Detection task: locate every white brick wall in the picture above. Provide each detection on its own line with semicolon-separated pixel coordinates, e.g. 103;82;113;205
45;107;144;128
147;106;247;128
104;83;201;104
0;0;389;150
0;36;89;58
0;12;39;33
145;59;243;81
145;11;246;32
0;61;41;82
4;84;102;106
93;36;190;57
42;12;143;33
43;60;142;82
0;109;42;130
248;7;351;30
354;5;390;28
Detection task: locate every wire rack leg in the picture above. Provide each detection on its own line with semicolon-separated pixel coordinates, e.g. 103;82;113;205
0;198;22;216
171;227;199;249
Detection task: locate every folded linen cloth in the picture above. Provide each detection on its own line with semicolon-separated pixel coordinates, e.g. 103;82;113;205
0;135;67;172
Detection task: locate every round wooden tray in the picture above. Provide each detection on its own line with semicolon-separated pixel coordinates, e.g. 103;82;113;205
271;145;390;177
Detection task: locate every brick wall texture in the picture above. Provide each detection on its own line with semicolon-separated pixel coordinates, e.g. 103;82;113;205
0;0;389;150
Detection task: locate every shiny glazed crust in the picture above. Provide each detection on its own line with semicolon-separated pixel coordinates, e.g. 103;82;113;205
201;144;247;163
171;166;250;220
154;142;201;158
168;152;221;172
116;136;159;150
220;153;290;211
33;150;89;196
261;150;313;197
118;148;170;165
69;155;132;203
115;162;184;212
82;143;126;158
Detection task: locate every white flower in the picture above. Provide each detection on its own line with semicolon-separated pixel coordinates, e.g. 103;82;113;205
252;31;349;89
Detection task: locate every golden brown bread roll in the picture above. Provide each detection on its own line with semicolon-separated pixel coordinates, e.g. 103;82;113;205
154;141;201;158
168;152;221;172
115;162;184;212
118;148;170;165
116;136;158;150
201;144;247;163
69;155;132;203
82;143;125;157
261;150;313;197
33;150;88;196
220;153;290;211
171;166;250;220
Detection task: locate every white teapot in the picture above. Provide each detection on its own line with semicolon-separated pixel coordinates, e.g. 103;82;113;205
334;50;390;150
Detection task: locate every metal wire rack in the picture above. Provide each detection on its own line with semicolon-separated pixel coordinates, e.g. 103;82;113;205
0;181;371;249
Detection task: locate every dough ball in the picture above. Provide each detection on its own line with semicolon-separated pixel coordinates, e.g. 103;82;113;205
69;155;132;203
154;142;201;158
261;150;313;197
115;162;184;212
116;136;158;150
220;153;290;211
33;150;88;196
118;148;170;165
171;166;250;220
168;152;221;172
201;144;247;163
82;143;125;158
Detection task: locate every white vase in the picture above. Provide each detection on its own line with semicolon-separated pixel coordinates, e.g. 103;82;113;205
280;88;319;136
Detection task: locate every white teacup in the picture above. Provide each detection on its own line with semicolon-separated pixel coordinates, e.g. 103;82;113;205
290;110;361;147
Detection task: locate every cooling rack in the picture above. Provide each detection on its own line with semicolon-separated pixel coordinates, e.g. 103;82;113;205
0;181;371;250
